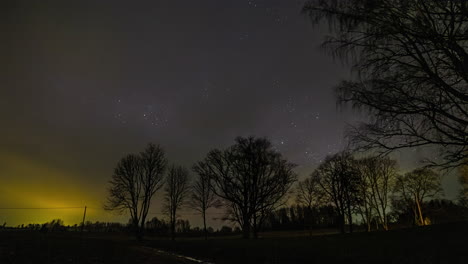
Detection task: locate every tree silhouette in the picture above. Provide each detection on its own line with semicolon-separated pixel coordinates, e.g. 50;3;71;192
356;156;397;230
190;162;220;240
295;177;324;235
197;136;297;239
354;161;374;232
304;0;468;168
163;165;190;240
312;152;360;233
393;168;443;226
105;143;167;239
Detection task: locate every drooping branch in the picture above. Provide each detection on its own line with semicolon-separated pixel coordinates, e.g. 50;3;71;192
304;0;468;168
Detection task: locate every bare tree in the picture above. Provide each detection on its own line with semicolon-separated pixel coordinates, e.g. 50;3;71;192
190;162;220;240
312;152;360;234
138;144;167;234
296;177;323;209
353;165;374;232
163;165;190;240
197;136;297;239
105;143;167;239
357;156;397;230
393;168;443;226
304;0;468;168
296;177;324;235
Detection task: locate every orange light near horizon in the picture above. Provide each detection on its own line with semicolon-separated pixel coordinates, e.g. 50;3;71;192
0;151;120;226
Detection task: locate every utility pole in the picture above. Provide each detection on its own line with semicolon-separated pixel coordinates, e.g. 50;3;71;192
81;206;87;232
79;206;87;263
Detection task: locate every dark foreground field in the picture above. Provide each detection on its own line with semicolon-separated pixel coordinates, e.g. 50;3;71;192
0;231;191;264
1;222;467;264
143;222;468;264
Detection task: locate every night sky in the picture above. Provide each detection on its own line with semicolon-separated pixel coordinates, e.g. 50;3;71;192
0;0;459;227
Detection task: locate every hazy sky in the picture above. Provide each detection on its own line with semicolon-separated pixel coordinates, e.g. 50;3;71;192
0;0;460;227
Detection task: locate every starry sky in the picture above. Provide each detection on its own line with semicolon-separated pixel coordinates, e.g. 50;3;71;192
0;0;459;227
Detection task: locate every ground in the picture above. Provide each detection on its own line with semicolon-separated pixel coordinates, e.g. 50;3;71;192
1;222;467;264
0;231;191;264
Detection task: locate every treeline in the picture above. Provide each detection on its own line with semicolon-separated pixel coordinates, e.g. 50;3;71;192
8;140;467;239
264;205;338;231
144;217;238;236
292;153;468;234
8;218;239;236
105;137;296;239
8;220;125;233
104;136;468;239
261;199;467;233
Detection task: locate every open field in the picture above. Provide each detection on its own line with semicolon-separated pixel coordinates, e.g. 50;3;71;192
0;231;191;264
1;222;467;264
144;222;468;264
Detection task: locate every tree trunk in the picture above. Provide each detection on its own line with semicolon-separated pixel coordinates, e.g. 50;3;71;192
240;210;251;239
171;212;176;240
364;207;370;232
171;222;175;240
347;203;353;233
382;212;388;231
359;206;371;232
133;218;142;240
411;206;418;226
252;214;258;239
139;217;147;240
339;214;345;234
242;215;250;239
308;207;313;237
415;199;425;226
203;211;207;241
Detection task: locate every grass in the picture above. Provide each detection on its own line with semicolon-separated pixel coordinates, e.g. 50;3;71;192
1;222;467;263
0;231;189;264
142;222;468;264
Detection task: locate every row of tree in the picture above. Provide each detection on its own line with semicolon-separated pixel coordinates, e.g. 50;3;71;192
263;198;467;233
300;0;468;232
104;143;205;240
105;137;468;239
10;218;239;236
297;153;445;233
105;137;297;239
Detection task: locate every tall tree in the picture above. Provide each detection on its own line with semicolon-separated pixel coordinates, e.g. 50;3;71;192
304;0;468;168
312;152;360;233
163;165;190;240
190;162;220;240
105;143;167;239
197;136;297;239
138;143;168;234
357;156;397;230
393;168;443;226
295;177;323;235
354;163;374;232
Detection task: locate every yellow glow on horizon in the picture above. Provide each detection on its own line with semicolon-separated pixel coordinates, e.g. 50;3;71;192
0;151;124;226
